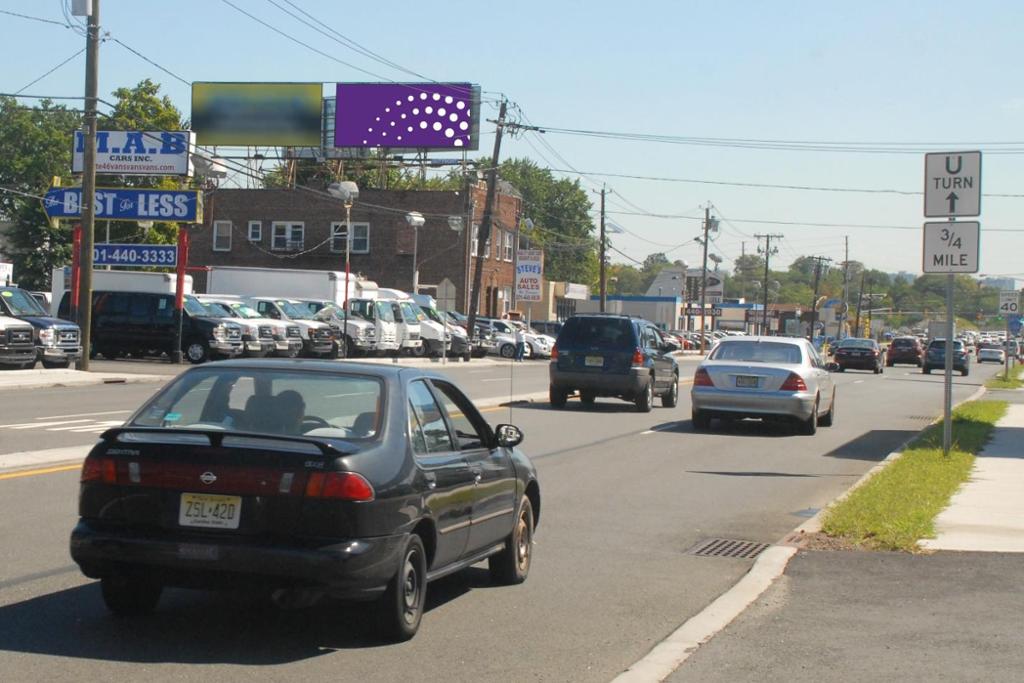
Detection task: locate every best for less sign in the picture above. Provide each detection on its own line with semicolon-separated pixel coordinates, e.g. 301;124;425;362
43;187;202;222
72;130;195;176
515;249;544;302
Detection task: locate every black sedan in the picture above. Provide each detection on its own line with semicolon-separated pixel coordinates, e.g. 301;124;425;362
70;360;540;641
831;338;884;373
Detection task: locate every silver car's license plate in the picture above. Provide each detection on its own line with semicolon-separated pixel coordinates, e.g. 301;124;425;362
735;375;758;388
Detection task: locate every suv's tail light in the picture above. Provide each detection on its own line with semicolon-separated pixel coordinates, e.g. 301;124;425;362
305;471;374;501
550;343;558;360
693;368;713;387
779;372;808;391
81;456;116;484
631;348;645;366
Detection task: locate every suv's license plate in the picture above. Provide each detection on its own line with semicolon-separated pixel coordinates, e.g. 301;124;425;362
179;492;241;529
736;375;759;388
585;355;603;367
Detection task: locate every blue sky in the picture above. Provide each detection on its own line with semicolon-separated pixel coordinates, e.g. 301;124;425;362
2;0;1023;279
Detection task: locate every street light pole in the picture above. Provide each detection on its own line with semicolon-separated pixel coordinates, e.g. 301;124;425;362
405;211;425;293
327;181;359;358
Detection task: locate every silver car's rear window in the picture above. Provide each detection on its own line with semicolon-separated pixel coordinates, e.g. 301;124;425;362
709;340;803;364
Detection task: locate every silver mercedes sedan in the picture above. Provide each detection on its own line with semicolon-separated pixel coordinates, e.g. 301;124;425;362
690;336;836;435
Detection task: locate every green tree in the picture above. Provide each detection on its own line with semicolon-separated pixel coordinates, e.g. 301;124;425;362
97;79;188;247
0;97;81;289
497;158;597;285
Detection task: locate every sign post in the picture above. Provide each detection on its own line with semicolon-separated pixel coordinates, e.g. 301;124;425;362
999;291;1019;380
924;151;982;456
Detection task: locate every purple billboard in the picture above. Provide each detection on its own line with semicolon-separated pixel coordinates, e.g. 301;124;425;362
333;83;480;150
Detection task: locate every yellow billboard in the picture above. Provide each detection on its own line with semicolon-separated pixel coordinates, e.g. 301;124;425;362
191;82;322;146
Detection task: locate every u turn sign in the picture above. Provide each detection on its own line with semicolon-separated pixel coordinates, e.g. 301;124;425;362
924;151;981;217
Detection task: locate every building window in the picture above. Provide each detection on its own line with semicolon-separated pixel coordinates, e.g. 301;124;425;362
484;234;492;260
504;232;514;261
502;287;512;314
471;225;480;256
271;222;304;251
213;221;231;251
247;221;261;242
330;222;370;254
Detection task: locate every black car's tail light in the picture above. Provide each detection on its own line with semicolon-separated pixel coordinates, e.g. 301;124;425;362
779;373;808;392
304;472;374;501
693;368;713;387
550;343;558;360
81;456;116;484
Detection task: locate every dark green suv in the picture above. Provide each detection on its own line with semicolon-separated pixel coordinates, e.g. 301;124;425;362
548;314;680;412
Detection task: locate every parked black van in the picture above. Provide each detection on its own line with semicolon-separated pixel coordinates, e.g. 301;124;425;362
0;285;82;368
58;291;243;363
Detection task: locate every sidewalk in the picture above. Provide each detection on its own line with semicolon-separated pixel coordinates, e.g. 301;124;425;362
0;368;167;391
662;394;1024;681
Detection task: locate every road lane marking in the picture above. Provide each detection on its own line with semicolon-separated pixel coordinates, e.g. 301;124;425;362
2;419;93;429
34;409;132;420
46;420;125;432
479;378;510;382
0;464;82;481
853;380;865;384
641;424;682;435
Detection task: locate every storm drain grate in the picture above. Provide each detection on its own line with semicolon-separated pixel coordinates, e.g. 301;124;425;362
687;538;771;559
907;415;937;422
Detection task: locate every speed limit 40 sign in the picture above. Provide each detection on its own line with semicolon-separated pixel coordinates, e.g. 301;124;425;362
999;290;1020;315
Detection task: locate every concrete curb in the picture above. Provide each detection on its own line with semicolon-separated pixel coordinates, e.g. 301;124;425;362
613;382;991;681
0;369;168;391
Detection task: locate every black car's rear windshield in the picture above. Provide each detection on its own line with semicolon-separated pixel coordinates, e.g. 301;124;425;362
709;340;804;364
558;317;634;349
891;338;916;348
130;368;384;441
837;339;875;349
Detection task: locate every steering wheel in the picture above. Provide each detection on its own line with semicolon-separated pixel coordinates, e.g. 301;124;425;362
300;415;330;432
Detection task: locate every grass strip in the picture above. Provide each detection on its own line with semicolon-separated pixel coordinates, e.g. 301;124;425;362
820;400;1007;551
985;363;1024;390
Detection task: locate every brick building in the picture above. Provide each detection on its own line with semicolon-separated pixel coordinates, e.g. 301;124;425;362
189;182;525;316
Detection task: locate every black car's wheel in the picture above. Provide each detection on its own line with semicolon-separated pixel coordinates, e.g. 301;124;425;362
489;495;534;585
185;339;209;364
635;377;654;413
500;343;515;359
100;573;162;616
799;398;819;435
692;408;711;430
376;534;426;642
923;366;931;374
462;352;471;362
579;391;596;405
819;390;836;427
549;385;568;408
961;368;969;377
661;374;679;407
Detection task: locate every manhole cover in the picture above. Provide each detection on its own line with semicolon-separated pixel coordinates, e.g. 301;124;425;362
687;538;771;559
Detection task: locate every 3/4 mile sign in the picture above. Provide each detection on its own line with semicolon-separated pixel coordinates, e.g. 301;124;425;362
922;221;980;273
924;151;981;217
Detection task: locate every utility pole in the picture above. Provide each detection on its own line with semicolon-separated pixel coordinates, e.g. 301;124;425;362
698;206;716;353
854;270;867;337
76;0;100;370
599;185;607;312
466;99;507;339
840;236;850;340
806;256;832;342
755;233;782;335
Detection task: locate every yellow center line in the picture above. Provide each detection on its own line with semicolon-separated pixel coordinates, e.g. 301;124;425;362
0;463;82;481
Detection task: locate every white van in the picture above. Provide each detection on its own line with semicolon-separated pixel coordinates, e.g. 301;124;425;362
387;300;422;355
348;298;400;355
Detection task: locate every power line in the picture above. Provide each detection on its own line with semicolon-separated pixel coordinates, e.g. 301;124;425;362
0;8;71;27
110;38;191;86
13;47;85;95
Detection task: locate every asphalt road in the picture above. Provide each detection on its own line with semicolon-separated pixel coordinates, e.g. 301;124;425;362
0;359;552;456
0;361;1002;682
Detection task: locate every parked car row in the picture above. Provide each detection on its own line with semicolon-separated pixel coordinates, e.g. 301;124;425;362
51;288;481;365
0;286;82;369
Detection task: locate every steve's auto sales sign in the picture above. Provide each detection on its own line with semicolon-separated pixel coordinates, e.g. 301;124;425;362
515;249;544;302
72;130;195;176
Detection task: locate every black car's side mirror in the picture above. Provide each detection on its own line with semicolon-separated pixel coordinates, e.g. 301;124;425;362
495;424;524;448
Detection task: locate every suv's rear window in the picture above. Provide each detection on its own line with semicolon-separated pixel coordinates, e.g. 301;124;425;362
709;340;803;364
558;317;634;349
891;338;915;348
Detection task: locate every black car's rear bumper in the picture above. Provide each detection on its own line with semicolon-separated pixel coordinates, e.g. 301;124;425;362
70;520;405;600
550;365;649;397
835;355;880;370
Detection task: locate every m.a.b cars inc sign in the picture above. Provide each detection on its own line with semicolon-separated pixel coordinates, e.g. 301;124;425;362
515;249;544;302
73;130;195;176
